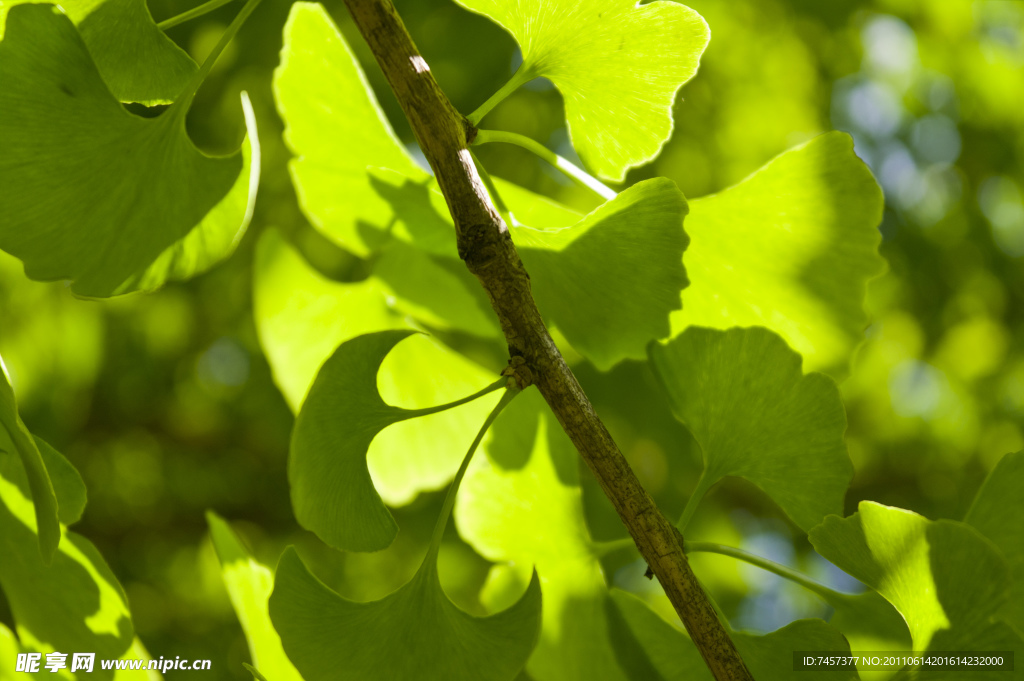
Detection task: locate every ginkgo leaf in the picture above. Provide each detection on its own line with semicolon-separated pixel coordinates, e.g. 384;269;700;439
0;355;58;561
207;512;303;681
272;3;690;370
0;0;196;104
271;388;542;681
649;327;851;531
608;590;858;681
0;4;258;298
0;436;133;678
964;450;1024;634
254;230;503;508
456;0;709;181
673;132;886;376
810;501;1023;656
290;330;503;552
455;389;633;681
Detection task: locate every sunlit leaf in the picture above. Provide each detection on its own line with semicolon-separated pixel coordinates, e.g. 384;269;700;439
0;0;196;104
0;4;258;297
271;390;541;681
0;437;133;679
608;589;858;681
456;0;709;181
649;326;851;531
455;389;631;681
207;512;303;681
964;450;1024;633
810;501;1023;656
673;132;886;376
254;230;501;508
0;355;58;561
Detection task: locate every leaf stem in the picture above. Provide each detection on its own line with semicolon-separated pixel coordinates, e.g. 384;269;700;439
677;470;713;532
467;67;535;125
170;0;262;119
158;0;237;30
472;129;617;201
685;542;854;603
405;375;508;419
470;150;516;227
429;386;520;554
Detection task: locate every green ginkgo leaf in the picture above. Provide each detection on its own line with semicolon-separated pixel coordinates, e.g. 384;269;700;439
456;0;709;181
673;132;886;376
272;3;690;370
455;389;632;681
964;450;1024;634
290;330;503;553
0;0;196;104
810;501;1023;656
0;356;58;561
207;512;303;681
0;435;133;678
608;589;859;681
271;386;542;681
0;3;259;298
254;230;503;509
649;327;851;531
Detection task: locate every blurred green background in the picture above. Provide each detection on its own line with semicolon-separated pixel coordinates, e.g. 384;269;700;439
1;0;1023;676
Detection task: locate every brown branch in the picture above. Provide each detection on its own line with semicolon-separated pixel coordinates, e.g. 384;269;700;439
339;1;754;679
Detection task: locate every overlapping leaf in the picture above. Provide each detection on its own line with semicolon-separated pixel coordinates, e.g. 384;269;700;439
0;0;196;104
271;389;542;681
649;327;851;531
0;433;133;679
674;133;886;376
455;0;709;181
254;230;501;507
273;3;690;369
0;4;258;297
207;512;303;681
290;330;504;552
455;389;632;681
0;355;58;560
964;450;1024;634
810;501;1023;658
608;589;858;681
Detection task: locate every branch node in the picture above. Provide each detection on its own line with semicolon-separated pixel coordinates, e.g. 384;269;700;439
502;355;534;390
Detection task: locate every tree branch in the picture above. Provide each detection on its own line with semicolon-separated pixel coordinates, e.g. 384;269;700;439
339;2;754;679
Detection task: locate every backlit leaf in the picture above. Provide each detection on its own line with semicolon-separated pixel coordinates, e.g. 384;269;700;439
0;355;58;560
0;0;196;104
649;326;851;531
810;501;1023;656
964;450;1024;633
0;435;133;678
456;0;709;181
0;4;258;297
455;389;631;681
253;230;501;508
673;133;885;376
207;512;303;681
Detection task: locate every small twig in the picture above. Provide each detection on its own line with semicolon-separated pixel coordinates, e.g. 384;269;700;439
158;0;238;30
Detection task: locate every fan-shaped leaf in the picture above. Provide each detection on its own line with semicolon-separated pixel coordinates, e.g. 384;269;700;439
964;450;1024;634
0;0;196;104
455;389;633;681
0;4;258;297
254;230;501;508
456;0;709;181
649;326;851;531
0;436;133;678
673;133;885;376
208;512;302;681
810;501;1023;656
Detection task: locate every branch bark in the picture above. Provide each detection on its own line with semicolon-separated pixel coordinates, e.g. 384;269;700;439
339;2;754;679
